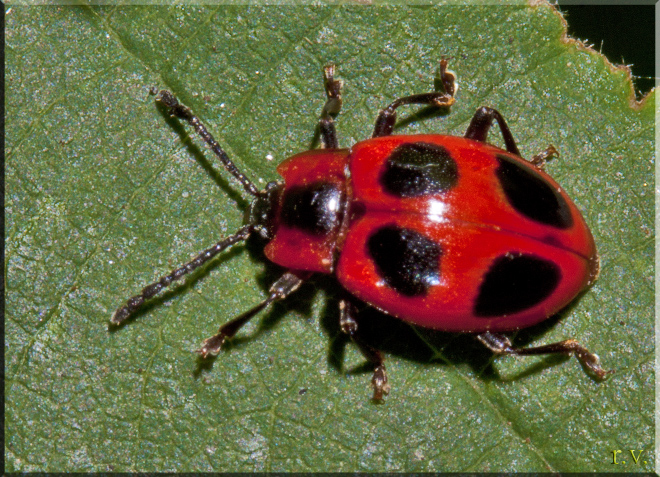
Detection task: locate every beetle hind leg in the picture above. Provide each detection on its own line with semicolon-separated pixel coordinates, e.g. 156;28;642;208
476;331;613;379
339;299;390;401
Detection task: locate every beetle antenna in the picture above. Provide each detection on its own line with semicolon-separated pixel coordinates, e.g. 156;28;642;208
110;225;254;325
155;90;261;197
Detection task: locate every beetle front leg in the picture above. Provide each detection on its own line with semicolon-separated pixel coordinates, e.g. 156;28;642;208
197;271;306;357
318;64;343;149
476;331;613;379
339;299;390;401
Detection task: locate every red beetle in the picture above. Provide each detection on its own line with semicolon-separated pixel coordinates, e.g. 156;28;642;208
112;61;612;400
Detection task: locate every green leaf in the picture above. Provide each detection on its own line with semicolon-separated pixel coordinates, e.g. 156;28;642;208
5;4;653;472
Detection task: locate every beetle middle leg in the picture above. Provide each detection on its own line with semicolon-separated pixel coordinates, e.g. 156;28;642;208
476;331;613;379
339;299;390;401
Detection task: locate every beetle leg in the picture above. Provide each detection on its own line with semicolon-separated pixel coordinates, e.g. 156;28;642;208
530;144;559;169
464;106;521;156
339;299;390;401
111;225;254;325
372;58;457;138
319;64;343;149
476;331;614;379
197;271;305;357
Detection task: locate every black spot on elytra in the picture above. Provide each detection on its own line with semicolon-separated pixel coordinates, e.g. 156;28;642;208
380;142;459;197
474;253;561;317
367;226;442;296
495;154;573;229
280;182;343;235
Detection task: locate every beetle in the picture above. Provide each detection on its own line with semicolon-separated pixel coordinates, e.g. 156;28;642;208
112;60;612;400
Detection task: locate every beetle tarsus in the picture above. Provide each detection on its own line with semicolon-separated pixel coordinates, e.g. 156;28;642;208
319;63;343;149
197;334;228;358
436;57;457;97
530;144;559;168
371;364;390;401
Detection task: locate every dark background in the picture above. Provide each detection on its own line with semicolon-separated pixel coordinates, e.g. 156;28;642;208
557;3;655;98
